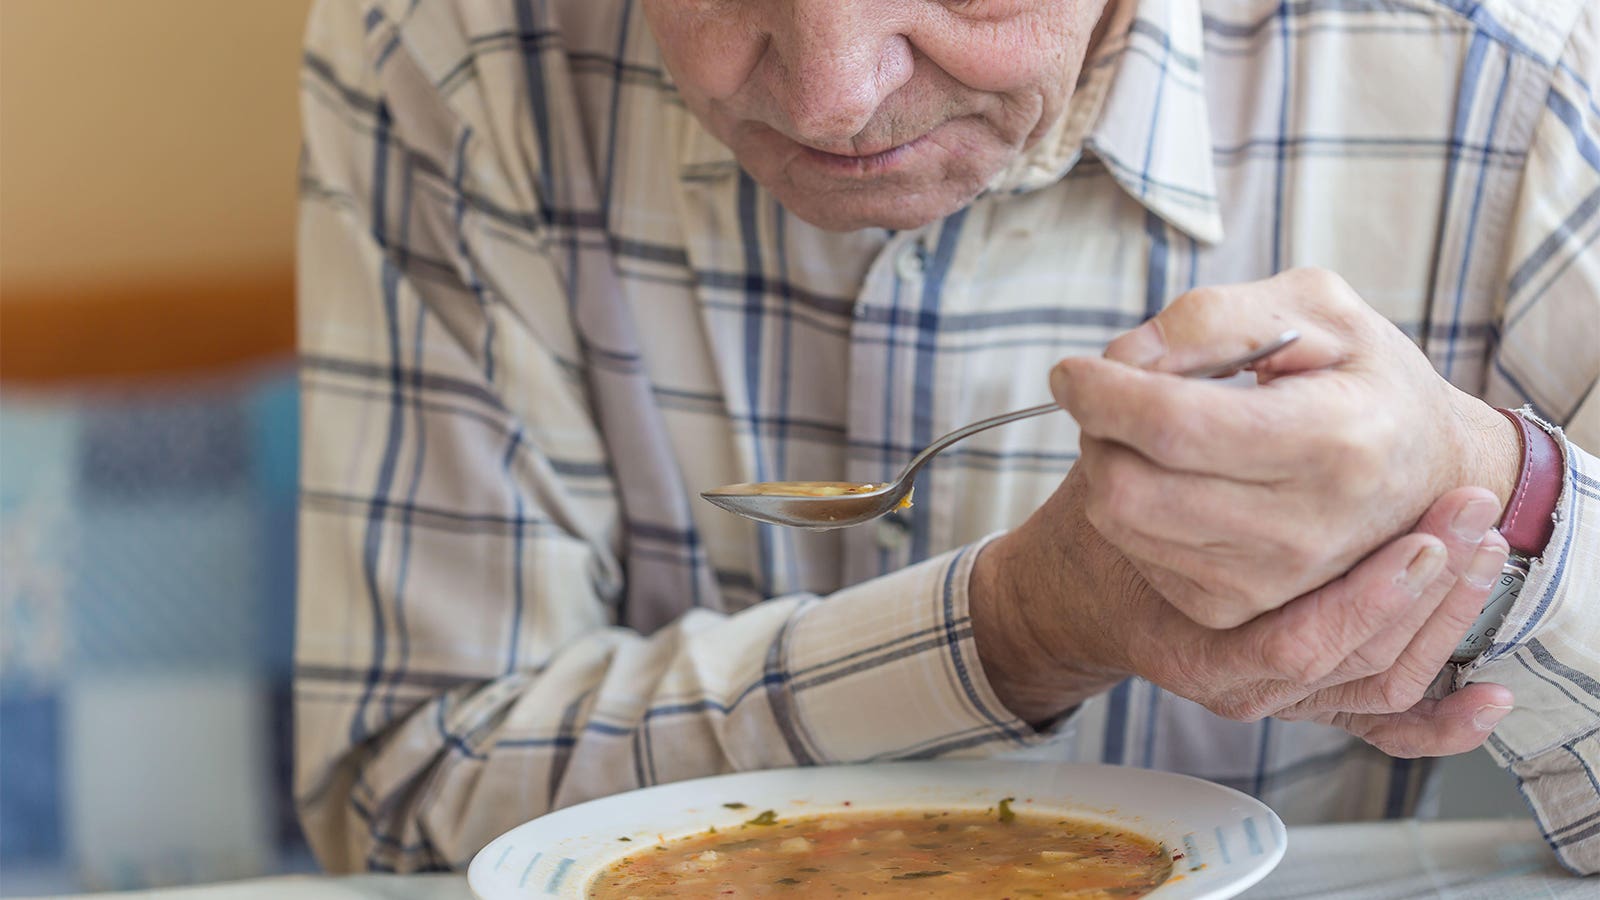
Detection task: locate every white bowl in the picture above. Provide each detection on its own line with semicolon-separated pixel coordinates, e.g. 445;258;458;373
469;760;1286;899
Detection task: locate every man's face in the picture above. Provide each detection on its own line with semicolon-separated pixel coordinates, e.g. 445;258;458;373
642;0;1112;232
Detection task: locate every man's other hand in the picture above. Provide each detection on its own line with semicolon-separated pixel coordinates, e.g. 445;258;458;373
971;473;1512;757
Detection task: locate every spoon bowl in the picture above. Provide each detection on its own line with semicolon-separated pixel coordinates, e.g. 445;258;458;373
702;330;1300;530
700;484;907;530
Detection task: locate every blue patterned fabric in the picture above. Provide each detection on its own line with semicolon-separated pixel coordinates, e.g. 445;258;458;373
0;367;309;895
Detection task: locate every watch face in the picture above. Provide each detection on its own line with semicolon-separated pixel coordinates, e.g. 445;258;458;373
1450;565;1527;664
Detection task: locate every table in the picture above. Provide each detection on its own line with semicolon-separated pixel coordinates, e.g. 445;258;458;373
24;819;1588;899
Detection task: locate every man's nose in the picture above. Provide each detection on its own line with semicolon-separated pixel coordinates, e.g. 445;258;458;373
766;0;914;148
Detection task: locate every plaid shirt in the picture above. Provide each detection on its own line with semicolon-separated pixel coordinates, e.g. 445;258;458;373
295;0;1600;874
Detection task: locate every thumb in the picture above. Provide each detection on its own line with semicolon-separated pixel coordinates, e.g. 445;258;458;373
1106;282;1347;377
1327;683;1514;758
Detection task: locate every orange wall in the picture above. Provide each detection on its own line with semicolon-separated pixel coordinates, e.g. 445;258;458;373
0;0;314;380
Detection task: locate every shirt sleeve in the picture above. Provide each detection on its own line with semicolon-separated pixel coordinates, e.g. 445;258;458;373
1459;2;1600;875
292;0;1043;872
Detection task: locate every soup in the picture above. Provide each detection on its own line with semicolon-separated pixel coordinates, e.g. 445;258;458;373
588;802;1172;898
713;481;884;497
709;481;914;510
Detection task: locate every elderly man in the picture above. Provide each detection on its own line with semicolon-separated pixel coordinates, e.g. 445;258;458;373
294;0;1599;875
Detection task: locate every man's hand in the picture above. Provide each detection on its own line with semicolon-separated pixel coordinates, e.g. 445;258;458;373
1048;267;1522;629
971;471;1513;756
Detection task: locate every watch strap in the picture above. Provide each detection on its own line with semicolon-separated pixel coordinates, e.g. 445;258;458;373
1494;407;1562;558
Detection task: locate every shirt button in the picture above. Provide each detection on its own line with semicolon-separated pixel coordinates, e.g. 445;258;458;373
875;516;911;551
895;246;924;280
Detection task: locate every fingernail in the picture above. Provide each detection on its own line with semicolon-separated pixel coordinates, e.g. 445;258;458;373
1117;321;1167;368
1398;544;1446;594
1473;704;1513;731
1451;497;1500;542
1465;537;1510;589
1049;364;1070;402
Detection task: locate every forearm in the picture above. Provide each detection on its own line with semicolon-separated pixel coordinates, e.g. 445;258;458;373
296;543;1058;872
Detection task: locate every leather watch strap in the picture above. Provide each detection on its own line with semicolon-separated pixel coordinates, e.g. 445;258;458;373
1494;407;1563;558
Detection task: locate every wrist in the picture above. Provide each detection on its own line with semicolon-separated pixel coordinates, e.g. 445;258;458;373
1452;395;1522;511
969;478;1131;724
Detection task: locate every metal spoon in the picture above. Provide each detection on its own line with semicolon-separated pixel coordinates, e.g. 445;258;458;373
701;330;1300;530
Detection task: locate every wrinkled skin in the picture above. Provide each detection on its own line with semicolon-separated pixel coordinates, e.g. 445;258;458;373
641;0;1110;230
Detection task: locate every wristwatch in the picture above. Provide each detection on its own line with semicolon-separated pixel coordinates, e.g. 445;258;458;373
1447;407;1564;665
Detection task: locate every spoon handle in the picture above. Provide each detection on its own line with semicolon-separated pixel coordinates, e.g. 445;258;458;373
893;330;1299;485
895;403;1060;484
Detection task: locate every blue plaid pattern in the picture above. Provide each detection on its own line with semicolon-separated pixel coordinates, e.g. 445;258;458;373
295;0;1600;875
0;372;309;893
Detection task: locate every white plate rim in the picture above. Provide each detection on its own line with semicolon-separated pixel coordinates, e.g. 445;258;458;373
467;760;1287;900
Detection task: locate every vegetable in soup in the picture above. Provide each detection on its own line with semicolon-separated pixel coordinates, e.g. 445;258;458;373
588;804;1172;898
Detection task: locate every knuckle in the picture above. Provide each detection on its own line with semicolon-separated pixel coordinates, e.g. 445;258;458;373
1342;643;1396;681
1377;657;1437;711
1378;675;1426;716
1291;266;1354;303
1171;285;1229;319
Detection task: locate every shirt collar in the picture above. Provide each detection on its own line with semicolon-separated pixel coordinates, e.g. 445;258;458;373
674;0;1223;244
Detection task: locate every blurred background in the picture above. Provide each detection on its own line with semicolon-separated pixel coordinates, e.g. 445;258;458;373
2;0;313;893
0;0;1526;896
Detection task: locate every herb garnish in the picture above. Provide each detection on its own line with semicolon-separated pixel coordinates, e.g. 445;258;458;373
997;797;1017;824
745;809;779;826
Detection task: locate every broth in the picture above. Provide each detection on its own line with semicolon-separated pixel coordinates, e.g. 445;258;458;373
588;804;1171;898
713;481;883;497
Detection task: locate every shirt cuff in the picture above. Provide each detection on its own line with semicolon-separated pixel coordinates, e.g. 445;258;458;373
1459;422;1600;759
779;540;1056;763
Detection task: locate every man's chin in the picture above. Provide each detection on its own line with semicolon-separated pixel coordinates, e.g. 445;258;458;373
768;183;984;233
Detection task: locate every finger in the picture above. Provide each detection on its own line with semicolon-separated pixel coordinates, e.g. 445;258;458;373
1308;489;1499;680
1290;488;1499;710
1104;271;1354;375
1078;435;1272;552
1213;532;1449;690
1309;530;1508;715
1052;356;1311;476
1321;684;1514;758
